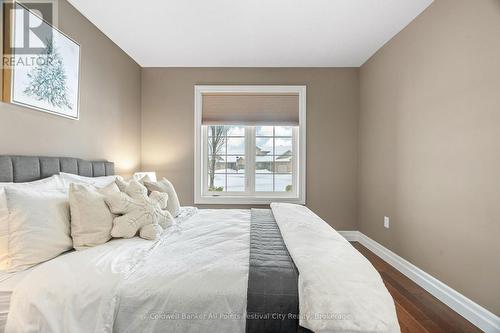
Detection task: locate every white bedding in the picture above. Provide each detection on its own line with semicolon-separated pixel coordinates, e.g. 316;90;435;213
0;270;33;332
6;207;250;333
6;205;400;333
271;203;400;333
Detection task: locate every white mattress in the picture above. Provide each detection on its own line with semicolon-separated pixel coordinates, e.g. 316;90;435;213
0;270;32;332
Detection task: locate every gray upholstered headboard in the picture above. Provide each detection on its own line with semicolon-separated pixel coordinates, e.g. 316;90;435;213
0;155;115;183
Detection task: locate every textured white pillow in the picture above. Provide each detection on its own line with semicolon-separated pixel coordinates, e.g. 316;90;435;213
60;172;122;188
4;187;72;272
0;175;66;271
105;181;173;240
69;182;120;250
115;175;151;192
144;178;181;217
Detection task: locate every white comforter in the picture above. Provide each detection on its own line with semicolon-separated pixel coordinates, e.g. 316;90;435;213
271;203;400;333
6;205;400;333
6;208;251;333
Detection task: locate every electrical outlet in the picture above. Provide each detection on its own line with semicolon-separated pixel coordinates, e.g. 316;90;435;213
384;216;390;229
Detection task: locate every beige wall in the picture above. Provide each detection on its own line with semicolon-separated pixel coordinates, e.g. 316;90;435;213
359;0;500;315
0;0;142;176
141;68;359;230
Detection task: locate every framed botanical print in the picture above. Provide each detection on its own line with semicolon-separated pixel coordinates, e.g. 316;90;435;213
2;1;80;119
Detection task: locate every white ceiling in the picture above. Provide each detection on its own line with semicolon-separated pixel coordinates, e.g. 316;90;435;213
67;0;433;67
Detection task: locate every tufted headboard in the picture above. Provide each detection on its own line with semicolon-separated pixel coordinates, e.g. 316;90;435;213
0;155;115;183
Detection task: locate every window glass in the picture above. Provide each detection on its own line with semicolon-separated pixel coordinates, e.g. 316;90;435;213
275;126;293;137
256;126;274;136
205;125;295;194
255;174;273;192
255;126;293;192
227;138;245;155
207;125;246;192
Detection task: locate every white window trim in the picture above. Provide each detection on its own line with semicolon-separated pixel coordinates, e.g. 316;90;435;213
194;85;306;205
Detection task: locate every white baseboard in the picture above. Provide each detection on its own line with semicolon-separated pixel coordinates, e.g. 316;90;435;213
338;231;500;333
337;231;360;242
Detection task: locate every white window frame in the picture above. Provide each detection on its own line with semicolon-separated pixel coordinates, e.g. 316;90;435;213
194;85;306;205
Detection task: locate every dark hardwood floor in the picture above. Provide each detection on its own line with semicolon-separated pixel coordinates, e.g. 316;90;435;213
351;242;484;333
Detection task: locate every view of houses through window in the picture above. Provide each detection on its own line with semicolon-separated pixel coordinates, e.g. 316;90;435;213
208;125;246;192
255;126;293;192
207;125;294;193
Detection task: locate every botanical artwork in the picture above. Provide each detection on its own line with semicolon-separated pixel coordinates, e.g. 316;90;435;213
6;4;80;119
23;39;73;111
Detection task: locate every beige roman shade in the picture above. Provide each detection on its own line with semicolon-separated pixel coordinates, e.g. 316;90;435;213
202;93;300;126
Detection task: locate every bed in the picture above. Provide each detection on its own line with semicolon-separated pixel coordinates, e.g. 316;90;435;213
0;155;400;333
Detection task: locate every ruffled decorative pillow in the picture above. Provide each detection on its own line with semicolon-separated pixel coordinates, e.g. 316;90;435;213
143;178;181;217
115;175;151;192
105;181;173;240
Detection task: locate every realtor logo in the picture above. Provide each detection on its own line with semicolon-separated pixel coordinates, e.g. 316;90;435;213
3;1;58;55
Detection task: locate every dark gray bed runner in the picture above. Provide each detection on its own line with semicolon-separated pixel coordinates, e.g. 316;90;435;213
246;209;312;333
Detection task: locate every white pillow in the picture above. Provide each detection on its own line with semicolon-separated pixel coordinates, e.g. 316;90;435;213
115;175;151;192
0;175;66;271
59;172;121;188
105;181;173;240
4;187;72;272
144;178;181;217
69;182;120;250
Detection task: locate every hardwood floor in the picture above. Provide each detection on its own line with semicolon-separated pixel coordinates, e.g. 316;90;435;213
351;242;484;333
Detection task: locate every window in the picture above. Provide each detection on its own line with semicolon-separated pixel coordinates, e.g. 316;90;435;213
255;126;294;193
195;86;306;204
207;125;246;192
205;125;296;194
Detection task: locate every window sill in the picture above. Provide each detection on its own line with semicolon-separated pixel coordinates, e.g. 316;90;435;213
195;195;305;205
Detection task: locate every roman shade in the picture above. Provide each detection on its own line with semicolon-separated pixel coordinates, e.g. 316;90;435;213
202;93;300;125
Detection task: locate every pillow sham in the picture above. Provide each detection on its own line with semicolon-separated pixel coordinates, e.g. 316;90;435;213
0;175;66;271
4;187;72;272
60;172;121;188
69;182;120;250
144;178;181;217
